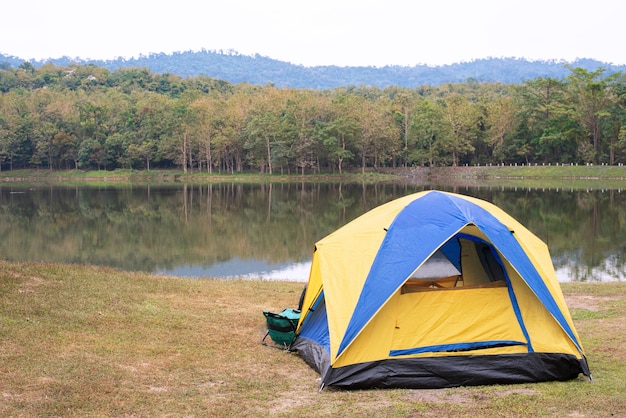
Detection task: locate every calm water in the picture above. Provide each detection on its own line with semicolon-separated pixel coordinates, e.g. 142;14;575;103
1;182;624;282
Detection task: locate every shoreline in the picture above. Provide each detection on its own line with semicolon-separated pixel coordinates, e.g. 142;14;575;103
2;167;626;194
2;165;626;182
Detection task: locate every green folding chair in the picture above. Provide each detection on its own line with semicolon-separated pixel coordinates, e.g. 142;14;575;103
261;308;301;349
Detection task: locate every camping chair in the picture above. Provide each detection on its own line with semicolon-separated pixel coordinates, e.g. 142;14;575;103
261;308;300;350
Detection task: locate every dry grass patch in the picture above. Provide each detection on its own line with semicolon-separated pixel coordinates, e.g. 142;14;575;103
565;294;622;311
406;387;537;405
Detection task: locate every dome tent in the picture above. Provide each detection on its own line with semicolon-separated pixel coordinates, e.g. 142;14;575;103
292;190;590;390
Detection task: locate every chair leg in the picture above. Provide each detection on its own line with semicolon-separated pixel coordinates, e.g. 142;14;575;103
261;331;270;345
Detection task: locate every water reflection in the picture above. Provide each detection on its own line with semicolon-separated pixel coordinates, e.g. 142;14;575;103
0;182;624;282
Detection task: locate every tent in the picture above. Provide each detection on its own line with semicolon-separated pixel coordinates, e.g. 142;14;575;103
291;190;591;390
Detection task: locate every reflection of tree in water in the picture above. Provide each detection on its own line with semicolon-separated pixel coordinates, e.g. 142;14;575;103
475;187;626;282
0;182;426;274
0;183;623;281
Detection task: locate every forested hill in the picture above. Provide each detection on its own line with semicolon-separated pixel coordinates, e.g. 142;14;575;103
1;50;625;89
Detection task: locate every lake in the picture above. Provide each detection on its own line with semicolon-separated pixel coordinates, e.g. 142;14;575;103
1;181;624;282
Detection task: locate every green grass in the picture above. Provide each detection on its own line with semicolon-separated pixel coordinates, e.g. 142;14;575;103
427;164;626;179
4;165;626;186
1;260;625;417
420;165;626;190
0;168;400;185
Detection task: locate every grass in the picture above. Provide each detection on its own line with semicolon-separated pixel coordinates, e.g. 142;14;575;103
417;165;626;190
430;163;626;178
0;168;399;185
4;164;626;187
1;260;625;417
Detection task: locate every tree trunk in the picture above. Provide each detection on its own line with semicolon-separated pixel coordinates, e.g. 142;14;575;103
361;144;366;174
265;136;273;175
205;134;212;174
182;131;188;173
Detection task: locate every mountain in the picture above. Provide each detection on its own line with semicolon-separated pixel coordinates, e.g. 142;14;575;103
1;50;624;89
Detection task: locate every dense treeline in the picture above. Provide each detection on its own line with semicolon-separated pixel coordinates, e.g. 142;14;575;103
1;62;625;173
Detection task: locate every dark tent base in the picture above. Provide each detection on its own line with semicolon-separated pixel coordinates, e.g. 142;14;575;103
292;337;588;390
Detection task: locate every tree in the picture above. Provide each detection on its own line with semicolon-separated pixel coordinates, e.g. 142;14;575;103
440;95;479;166
78;138;106;169
0;92;35;170
316;94;359;174
566;67;620;163
513;77;570;164
190;96;224;174
171;100;197;173
408;99;447;166
108;67;154;93
484;96;515;164
29;90;78;169
129;94;173;170
244;111;281;174
390;91;413;167
75;96;110;168
216;92;249;173
244;87;286;174
320;117;357;174
604;77;626;164
353;96;400;172
52;131;78;169
282;90;328;175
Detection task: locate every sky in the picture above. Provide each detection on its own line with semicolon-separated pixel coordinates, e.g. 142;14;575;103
1;0;624;67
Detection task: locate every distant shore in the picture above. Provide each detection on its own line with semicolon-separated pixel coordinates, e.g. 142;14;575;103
2;165;626;185
402;165;626;189
413;164;626;180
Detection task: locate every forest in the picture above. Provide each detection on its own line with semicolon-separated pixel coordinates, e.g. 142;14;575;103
0;61;625;174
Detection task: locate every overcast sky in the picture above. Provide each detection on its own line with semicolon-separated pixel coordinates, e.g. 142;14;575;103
2;0;624;67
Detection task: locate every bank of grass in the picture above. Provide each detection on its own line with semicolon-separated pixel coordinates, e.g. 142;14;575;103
0;168;398;185
3;164;626;186
428;164;626;180
415;165;626;190
1;260;624;417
